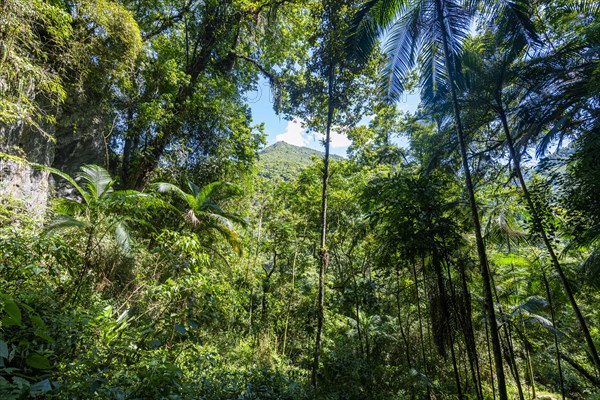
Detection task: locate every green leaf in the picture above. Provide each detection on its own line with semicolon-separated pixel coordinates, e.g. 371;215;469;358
79;164;115;200
30;315;47;330
26;353;52;370
3;299;21;327
35;330;55;344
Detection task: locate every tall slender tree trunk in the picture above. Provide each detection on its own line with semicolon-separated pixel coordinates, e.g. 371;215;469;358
490;267;525;400
261;251;277;326
435;1;507;397
458;261;484;399
525;342;536;399
282;247;299;355
485;319;497;400
506;325;525;400
434;253;462;398
496;98;600;375
312;61;335;389
446;255;483;399
413;260;432;399
542;270;565;399
396;268;416;399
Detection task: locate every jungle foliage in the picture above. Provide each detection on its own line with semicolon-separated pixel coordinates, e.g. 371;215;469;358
1;0;600;399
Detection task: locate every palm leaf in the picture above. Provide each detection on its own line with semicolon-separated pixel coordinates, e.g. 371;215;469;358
31;163;89;204
511;297;548;315
53;198;86;216
44;214;89;233
114;220;131;254
195;181;229;207
347;0;408;63
154;182;195;207
79;165;114;200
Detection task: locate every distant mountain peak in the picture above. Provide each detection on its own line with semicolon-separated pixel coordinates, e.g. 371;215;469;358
257;141;342;181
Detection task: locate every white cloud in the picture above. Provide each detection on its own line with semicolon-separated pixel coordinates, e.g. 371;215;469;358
274;119;351;154
329;127;352;149
275;119;308;147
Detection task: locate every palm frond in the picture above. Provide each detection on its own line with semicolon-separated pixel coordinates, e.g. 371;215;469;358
511;296;548;315
79;165;115;200
45;214;89;233
490;0;540;51
31;163;89;204
53;198;85;216
154;182;193;206
195;181;229;207
347;0;408;63
526;314;563;336
187;181;201;197
214;224;243;256
114;220;131;254
581;248;600;289
380;1;420;100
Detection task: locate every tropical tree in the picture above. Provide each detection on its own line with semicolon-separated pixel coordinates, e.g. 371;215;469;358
276;0;381;386
346;0;538;396
40;164;140;301
460;33;600;376
155;181;245;256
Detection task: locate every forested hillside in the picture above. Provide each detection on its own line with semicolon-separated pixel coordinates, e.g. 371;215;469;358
258;142;342;181
1;0;599;399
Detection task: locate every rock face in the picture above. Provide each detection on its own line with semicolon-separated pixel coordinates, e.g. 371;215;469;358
52;93;109;177
0;96;107;215
0;121;55;217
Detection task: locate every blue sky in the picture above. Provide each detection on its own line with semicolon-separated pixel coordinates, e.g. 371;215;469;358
247;78;421;156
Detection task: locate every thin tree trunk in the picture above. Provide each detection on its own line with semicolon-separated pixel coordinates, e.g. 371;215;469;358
435;1;507;396
396;268;416;399
496;98;600;375
449;328;464;399
282;247;299;355
542;270;566;399
261;251;277;326
396;268;413;369
525;343;536;399
353;274;365;356
485;319;497;400
448;257;483;399
462;272;484;399
506;326;525;400
413;260;432;399
489;268;524;400
71;226;95;304
312;59;335;389
436;254;463;399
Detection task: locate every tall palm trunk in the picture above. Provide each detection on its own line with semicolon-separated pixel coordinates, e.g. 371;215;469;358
496;97;600;375
434;0;507;397
312;61;335;389
485;319;497;400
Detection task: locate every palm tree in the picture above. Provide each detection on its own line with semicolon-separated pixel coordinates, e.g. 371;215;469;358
154;180;244;256
41;164;138;302
460;35;600;376
348;1;537;398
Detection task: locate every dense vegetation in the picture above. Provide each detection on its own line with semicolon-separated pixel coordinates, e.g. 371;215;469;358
258;142;342;182
0;0;599;398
